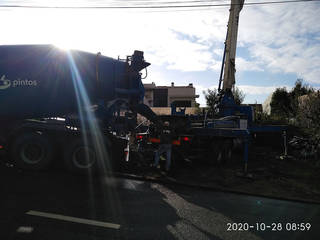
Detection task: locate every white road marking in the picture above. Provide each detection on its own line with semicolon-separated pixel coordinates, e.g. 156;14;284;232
26;210;120;230
16;226;34;233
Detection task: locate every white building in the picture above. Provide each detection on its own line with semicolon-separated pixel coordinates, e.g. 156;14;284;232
143;82;199;108
262;93;273;114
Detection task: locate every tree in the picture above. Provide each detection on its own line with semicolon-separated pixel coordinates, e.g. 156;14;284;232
297;91;320;133
289;79;314;117
297;91;320;161
270;79;314;120
232;87;245;105
203;89;219;110
203;87;245;113
270;87;291;119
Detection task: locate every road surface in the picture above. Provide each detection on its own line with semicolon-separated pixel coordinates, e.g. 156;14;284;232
0;162;319;240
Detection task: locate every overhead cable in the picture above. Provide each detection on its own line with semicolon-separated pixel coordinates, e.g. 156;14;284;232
0;0;319;9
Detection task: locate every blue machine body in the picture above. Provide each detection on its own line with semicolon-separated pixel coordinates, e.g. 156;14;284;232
0;45;149;119
170;103;186;116
218;91;253;125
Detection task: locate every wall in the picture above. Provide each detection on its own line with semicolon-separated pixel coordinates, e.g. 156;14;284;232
151;107;198;115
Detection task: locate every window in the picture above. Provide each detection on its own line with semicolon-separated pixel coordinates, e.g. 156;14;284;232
172;100;191;107
153;89;168;107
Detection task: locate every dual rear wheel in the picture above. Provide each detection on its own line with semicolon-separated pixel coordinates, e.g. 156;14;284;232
10;132;53;170
63;138;98;174
10;132;101;174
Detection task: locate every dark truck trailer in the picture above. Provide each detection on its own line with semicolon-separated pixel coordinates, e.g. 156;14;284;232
0;44;154;174
0;44;147;119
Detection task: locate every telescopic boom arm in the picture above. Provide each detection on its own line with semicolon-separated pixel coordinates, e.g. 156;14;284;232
221;0;245;91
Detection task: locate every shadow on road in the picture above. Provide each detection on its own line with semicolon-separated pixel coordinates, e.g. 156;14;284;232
0;161;197;240
2;156;319;240
163;183;320;240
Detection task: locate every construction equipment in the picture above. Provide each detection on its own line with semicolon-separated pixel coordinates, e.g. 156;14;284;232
219;0;244;91
196;0;286;172
217;0;254;124
0;44;156;173
159;0;286;172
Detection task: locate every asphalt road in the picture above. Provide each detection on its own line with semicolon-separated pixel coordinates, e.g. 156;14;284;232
0;163;319;240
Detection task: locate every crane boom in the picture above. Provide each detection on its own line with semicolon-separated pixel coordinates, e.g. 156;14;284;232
222;0;244;91
217;0;251;122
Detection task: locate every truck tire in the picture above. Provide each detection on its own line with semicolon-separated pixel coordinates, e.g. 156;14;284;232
11;132;54;170
63;138;98;174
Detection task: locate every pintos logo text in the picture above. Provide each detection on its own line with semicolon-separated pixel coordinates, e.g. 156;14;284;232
0;75;37;90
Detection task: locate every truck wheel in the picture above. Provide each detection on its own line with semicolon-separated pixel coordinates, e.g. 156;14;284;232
63;139;97;174
11;132;54;170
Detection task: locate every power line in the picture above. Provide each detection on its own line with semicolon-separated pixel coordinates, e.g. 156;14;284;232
111;0;228;4
0;0;319;9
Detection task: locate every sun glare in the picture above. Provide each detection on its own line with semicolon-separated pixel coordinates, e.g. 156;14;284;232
54;41;74;51
33;7;97;52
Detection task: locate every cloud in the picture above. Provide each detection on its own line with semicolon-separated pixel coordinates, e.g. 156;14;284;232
143;70;172;86
0;1;319;86
239;3;320;83
237;85;289;95
147;37;215;72
194;84;211;107
213;49;223;56
236;57;264;72
0;5;230;72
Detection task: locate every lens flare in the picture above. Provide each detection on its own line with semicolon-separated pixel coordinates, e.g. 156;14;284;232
67;51;123;223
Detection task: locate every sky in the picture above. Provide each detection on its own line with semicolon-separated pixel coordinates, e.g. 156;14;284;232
0;0;320;106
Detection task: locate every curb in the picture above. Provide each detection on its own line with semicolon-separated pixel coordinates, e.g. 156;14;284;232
113;171;320;205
